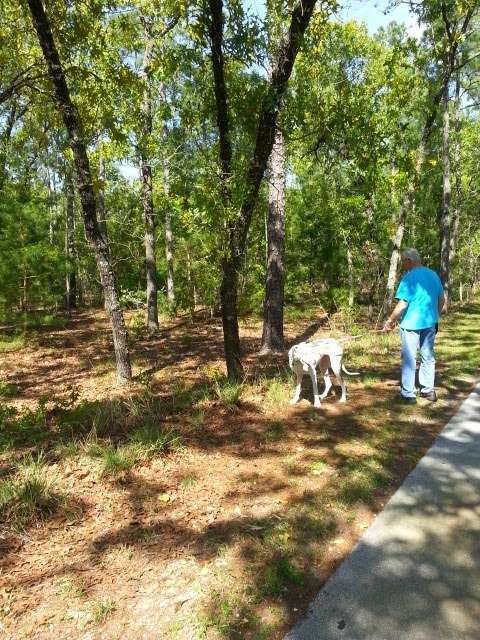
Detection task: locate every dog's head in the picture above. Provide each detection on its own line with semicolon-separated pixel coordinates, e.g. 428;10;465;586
288;342;306;370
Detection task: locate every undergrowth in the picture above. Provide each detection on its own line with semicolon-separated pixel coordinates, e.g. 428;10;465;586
0;453;64;531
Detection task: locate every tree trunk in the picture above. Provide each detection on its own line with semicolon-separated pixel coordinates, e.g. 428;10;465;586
209;0;318;380
65;166;77;310
162;146;176;313
139;13;159;333
450;70;462;266
165;205;175;312
97;143;108;242
27;0;132;384
220;257;243;379
0;101;18;190
47;168;57;245
260;127;285;353
346;245;354;307
385;201;408;309
439;75;452;311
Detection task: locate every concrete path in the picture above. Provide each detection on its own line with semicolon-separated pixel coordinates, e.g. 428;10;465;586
285;384;480;640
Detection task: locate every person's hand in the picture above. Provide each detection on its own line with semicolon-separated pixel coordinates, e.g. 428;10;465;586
382;318;395;332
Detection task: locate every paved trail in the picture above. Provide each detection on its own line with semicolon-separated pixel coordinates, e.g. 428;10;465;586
285;384;480;640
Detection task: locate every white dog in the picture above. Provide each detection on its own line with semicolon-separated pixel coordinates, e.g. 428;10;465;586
288;338;359;408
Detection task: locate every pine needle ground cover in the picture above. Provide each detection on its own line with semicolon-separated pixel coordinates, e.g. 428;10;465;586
0;303;478;639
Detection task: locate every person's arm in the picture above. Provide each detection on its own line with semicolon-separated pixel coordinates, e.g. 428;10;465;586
383;299;408;332
438;294;445;315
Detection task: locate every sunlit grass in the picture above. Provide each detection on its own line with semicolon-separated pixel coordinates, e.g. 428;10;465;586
0;453;64;530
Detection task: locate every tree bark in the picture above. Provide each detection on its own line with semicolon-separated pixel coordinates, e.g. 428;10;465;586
139;12;159;333
27;0;132;384
97;143;108;242
0;101;18;190
346;245;354;307
450;70;462;266
439;75;452;310
208;0;318;380
161;141;176;312
64;166;77;310
260;127;286;353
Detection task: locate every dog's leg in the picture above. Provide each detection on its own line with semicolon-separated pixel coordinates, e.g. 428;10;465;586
331;357;347;403
290;368;303;405
309;365;321;408
319;369;332;399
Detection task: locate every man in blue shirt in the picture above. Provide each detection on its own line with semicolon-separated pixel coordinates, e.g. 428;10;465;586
383;248;445;404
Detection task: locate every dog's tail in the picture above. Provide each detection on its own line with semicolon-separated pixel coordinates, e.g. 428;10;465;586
342;364;360;376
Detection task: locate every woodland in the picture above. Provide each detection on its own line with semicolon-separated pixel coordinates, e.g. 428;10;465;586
0;0;480;638
0;0;479;379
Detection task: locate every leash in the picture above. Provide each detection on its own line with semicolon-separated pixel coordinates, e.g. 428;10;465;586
336;329;386;343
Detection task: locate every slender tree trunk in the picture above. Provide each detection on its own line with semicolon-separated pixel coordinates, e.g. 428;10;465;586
439;75;452;310
165;206;175;311
0;101;18;190
27;0;131;384
64;167;77;311
209;0;318;380
162;148;176;312
450;70;462;266
260;128;285;353
346;245;354;307
186;247;197;312
47;168;56;244
97;143;108;241
139;13;159;333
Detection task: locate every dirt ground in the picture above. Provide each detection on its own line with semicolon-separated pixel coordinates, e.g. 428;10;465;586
0;306;478;640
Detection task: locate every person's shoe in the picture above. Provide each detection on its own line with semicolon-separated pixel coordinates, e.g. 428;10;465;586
420;390;437;402
395;394;417;405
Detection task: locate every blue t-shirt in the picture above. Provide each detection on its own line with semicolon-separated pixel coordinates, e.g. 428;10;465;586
395;266;444;330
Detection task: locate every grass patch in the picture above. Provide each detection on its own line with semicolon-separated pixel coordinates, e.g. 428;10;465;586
264;378;289;411
188;408;205;431
214;377;243;412
200;591;259;638
0;381;18;397
180;473;198;490
81;424;183;479
90;597;115;623
0;453;64;530
170;381;212;413
263;420;285;442
339;458;390;504
99;445;138;478
56;575;85;599
309;459;327;475
129;424;183;457
0;401;49;453
362;373;381;388
259;555;304;598
0;334;25;352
